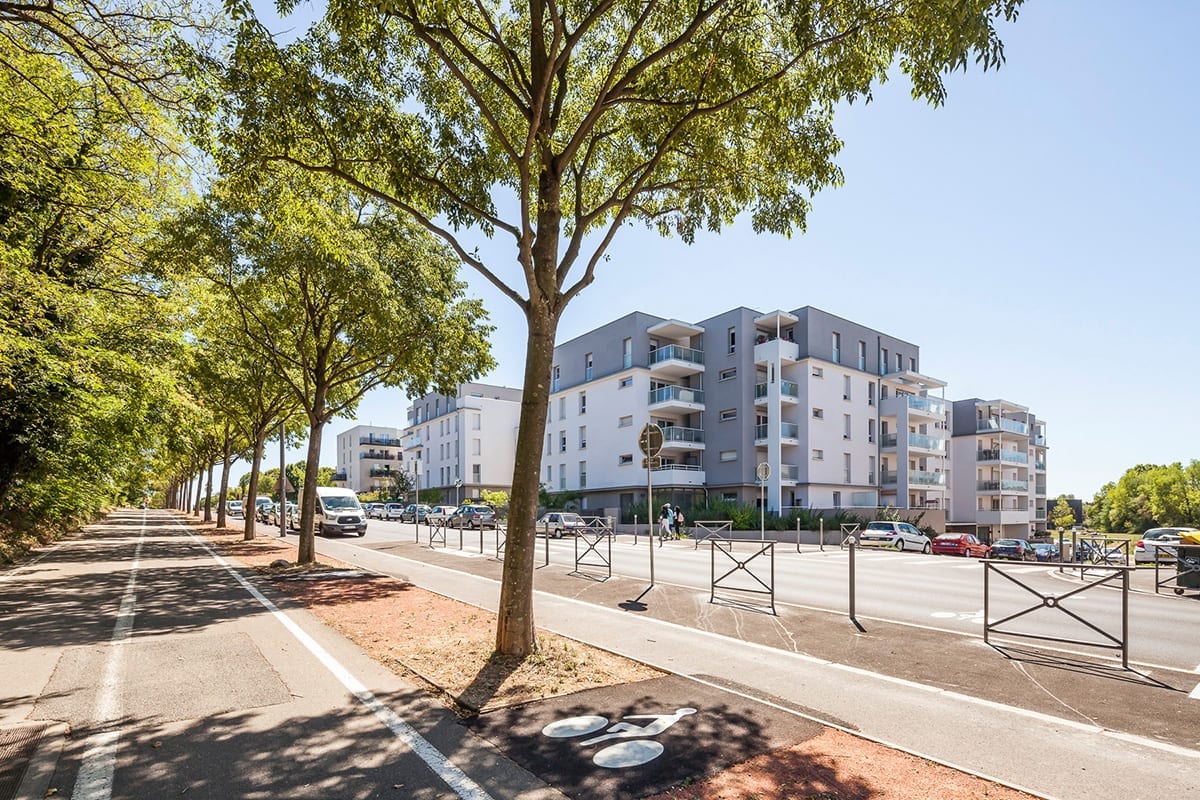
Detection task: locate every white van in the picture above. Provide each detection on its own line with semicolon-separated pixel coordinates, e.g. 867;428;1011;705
289;486;367;537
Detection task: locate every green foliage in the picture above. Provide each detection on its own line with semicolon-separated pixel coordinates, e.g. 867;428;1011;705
417;488;443;504
479;490;509;513
1088;462;1200;533
1050;496;1077;530
540;488;584;511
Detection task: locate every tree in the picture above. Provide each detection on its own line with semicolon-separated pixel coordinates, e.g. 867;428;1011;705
171;170;493;562
1049;496;1076;531
387;469;415;502
221;0;1027;656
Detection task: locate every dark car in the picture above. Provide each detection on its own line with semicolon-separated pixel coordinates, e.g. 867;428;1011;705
931;533;990;558
1031;542;1059;562
448;504;496;529
989;538;1038;561
400;503;430;523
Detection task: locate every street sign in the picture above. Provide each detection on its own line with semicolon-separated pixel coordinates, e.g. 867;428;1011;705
274;475;296;494
641;456;663;469
638;423;663;456
755;462;771;481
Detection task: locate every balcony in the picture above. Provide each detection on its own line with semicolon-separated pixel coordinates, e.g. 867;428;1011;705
976;448;1029;465
753;422;800;446
648;344;705;379
404;436;422;450
647;384;704;413
1035;459;1046;471
368;466;395;478
359;436;402;447
660;426;705;451
331;471;348;482
753;380;800;406
359;451;396;461
976;479;1030;493
780;464;800;484
881;470;946;487
975;509;1030;525
753;336;800;366
1035;481;1047;496
881;432;946;452
976;418;1029;436
650;463;705;486
1033;434;1046;447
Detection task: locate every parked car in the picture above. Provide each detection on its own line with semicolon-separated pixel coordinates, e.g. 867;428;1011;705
1031;542;1060;562
1073;539;1128;565
448;504;497;529
989;538;1038;561
536;511;588;538
226;500;244;518
254;497;274;523
426;505;458;525
288;487;367;536
400;503;431;523
268;502;296;527
384;503;406;521
930;533;989;557
366;502;388;520
1134;527;1197;564
858;521;931;553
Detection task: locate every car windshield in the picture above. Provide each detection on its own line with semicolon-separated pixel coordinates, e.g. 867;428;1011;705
995;539;1020;546
1143;530;1179;540
865;522;894;531
934;534;960;541
323;496;359;510
561;514;583;523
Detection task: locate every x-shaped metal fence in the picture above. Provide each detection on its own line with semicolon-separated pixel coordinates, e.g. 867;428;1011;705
709;539;776;615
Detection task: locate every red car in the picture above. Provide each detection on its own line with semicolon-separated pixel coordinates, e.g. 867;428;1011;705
931;533;990;557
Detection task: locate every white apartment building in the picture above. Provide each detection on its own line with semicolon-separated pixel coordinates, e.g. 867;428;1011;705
332;425;404;494
402;383;522;503
540;307;956;520
948;399;1048;541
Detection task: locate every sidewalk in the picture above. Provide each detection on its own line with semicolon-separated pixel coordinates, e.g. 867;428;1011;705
320;533;1200;800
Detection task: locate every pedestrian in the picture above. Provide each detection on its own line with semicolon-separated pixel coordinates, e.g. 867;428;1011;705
659;503;673;540
673;506;685;539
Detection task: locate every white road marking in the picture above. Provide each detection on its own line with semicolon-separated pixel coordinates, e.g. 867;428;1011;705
179;521;494;800
73;510;146;800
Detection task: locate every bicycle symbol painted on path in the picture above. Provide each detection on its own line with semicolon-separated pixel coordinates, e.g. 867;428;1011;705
541;707;697;768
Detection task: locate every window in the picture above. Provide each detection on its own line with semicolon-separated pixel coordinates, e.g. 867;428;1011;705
910;357;917;372
895;352;903;372
545;434;551;455
868;418;876;444
843;453;852;484
579;461;587;488
880;348;888;376
472;438;481;456
558;396;566;420
559;464;566;490
843;375;851;401
832;491;841;508
552;364;560;391
578;426;587;449
812;407;824;419
868;383;875;407
812;449;824;461
719;367;737;381
857;340;867;370
812;365;824;378
559;431;567;452
868;456;876;485
618;454;634;466
472;464;481;482
832;332;841;364
618;376;633;389
719;450;737;462
720;408;738;421
618;415;633;428
727;326;737;354
579;391;587;414
585;353;593;381
622;338;633;368
843;414;852;439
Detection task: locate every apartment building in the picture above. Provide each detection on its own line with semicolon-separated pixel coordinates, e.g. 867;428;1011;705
332;425;404;493
540;306;954;519
948;400;1048;541
401;382;522;503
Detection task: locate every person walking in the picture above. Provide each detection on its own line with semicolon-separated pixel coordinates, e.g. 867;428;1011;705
659;503;673;540
673;506;685;539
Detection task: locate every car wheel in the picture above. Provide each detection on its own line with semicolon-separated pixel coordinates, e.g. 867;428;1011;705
358;530;366;537
961;549;969;557
553;528;563;539
896;540;904;552
922;542;931;554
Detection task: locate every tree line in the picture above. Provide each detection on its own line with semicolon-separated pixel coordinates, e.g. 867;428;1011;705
1086;462;1200;534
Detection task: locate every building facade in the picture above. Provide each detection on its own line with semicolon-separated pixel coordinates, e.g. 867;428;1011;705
402;383;523;503
539;306;964;521
332;425;404;494
948;399;1048;541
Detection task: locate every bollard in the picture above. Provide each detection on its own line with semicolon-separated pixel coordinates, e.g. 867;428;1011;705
819;518;825;552
848;535;858;627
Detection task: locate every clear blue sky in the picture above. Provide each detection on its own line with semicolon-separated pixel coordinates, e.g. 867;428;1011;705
244;2;1200;502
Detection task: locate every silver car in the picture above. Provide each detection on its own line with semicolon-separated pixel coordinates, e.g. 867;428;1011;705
1134;527;1197;564
858;521;931;553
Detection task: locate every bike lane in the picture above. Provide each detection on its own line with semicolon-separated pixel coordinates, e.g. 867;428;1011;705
0;510;562;800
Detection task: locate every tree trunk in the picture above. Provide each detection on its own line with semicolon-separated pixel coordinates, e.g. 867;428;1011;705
216;425;232;529
297;417;324;564
192;464;202;516
244;435;266;541
203;460;214;523
495;305;558;656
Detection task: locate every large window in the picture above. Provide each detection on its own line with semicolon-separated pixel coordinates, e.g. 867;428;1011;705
843;453;852;484
832;332;841;364
843;375;851;401
472;464;481;483
727;326;737;354
578;426;587;449
622;338;633;368
857;340;867;370
585;352;593;381
552;364;560;391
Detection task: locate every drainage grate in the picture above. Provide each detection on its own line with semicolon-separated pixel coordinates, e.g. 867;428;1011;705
0;724;46;800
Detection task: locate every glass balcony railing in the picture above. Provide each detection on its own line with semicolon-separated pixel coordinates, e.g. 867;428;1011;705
1035;459;1047;470
755;381;800;400
780;464;799;481
976;448;1029;465
976;479;1030;492
359;452;395;461
662;426;705;444
359;436;402;446
649;344;704;366
977;418;1029;436
908;432;946;451
754;424;768;440
648;385;705;405
906;395;947;416
780;422;799;439
331;472;348;482
881;469;898;485
910;470;947;486
881;433;897;448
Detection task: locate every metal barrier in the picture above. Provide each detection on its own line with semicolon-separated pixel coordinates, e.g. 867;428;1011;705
983;560;1130;669
573;531;613;579
1058;532;1129;571
494;523;506;559
692;520;732;549
839;523;860;550
1153;545;1200;595
710;539;776;615
428;520;447;549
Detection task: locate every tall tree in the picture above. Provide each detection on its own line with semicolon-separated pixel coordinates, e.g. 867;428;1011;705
221;0;1027;655
1049;496;1076;531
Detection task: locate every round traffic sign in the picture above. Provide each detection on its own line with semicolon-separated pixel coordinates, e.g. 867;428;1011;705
638;423;663;456
756;462;771;481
